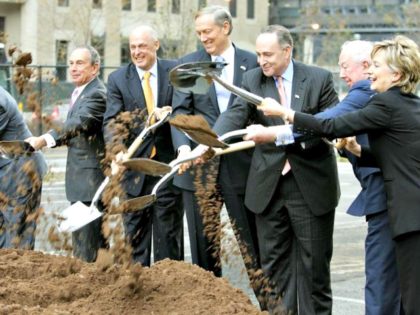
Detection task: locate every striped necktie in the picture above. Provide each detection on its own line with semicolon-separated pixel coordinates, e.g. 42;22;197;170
142;71;156;158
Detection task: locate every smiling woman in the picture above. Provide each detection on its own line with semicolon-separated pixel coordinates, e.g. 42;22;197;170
288;35;420;315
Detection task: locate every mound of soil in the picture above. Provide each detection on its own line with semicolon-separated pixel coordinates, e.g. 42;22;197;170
0;249;263;314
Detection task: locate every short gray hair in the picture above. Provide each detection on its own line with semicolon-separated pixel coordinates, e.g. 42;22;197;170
260;25;293;48
74;45;101;66
341;40;373;64
195;5;233;35
130;25;159;42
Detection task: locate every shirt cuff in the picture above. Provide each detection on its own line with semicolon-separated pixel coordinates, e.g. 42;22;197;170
274;125;295;146
41;133;56;148
177;145;191;155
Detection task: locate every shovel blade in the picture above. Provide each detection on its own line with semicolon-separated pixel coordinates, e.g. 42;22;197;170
169;61;225;94
122;158;172;176
57;201;102;233
182;129;228;148
0;140;34;157
119;194;157;212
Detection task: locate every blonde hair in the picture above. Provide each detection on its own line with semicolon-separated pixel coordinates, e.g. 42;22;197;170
371;35;420;94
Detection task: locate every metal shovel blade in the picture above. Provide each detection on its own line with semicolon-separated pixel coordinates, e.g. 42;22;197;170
57;201;102;233
0;140;35;157
120;194;157;212
170;61;225;94
122;158;172;176
182;129;228;148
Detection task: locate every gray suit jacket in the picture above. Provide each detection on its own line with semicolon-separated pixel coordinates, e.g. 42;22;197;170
50;77;106;202
0;86;47;186
213;61;340;215
171;47;258;192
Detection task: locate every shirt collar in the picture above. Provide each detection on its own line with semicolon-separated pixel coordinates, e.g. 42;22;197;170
211;43;235;64
137;61;158;80
75;77;95;94
281;60;294;83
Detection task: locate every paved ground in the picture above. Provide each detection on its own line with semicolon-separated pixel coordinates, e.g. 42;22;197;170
36;148;366;314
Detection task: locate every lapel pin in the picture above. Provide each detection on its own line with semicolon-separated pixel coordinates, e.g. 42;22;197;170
294;94;300;99
240;65;247;71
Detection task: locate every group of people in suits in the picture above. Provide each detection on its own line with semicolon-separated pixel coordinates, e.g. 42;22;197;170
3;3;418;315
247;35;420;315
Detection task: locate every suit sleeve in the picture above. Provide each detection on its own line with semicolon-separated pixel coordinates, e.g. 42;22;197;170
103;73;125;145
0;105;9;138
318;71;339;111
50;88;106;146
212;73;254;136
293;94;392;139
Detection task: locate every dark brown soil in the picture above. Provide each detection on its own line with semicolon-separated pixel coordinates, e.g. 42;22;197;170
0;249;263;315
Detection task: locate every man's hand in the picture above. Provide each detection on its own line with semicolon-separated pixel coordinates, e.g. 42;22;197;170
25;136;47;150
111;151;125;176
259;98;285;117
153;106;172;121
243;124;277;144
177;146;192;175
343;136;361;157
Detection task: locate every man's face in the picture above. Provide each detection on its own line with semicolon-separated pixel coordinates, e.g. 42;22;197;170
256;33;292;77
195;14;230;56
69;48;98;87
338;51;369;88
129;31;159;70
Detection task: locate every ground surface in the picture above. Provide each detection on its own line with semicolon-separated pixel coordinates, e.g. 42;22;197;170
0;249;263;315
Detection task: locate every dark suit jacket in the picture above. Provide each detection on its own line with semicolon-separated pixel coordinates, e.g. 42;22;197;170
294;86;420;237
213;61;340;215
50;77;106;202
104;59;177;197
0;86;47;179
171;47;258;192
316;80;387;216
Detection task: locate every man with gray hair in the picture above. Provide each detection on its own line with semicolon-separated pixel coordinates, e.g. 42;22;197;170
171;4;260;285
103;25;183;266
28;45;107;262
245;39;403;314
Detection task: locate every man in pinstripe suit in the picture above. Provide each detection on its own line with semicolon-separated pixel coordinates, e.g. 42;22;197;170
213;25;340;314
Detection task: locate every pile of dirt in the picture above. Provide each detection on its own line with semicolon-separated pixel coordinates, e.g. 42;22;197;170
0;249;263;314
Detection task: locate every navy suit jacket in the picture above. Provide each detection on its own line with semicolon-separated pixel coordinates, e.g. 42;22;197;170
315;80;387;216
171;46;258;193
294;86;420;237
104;59;177;197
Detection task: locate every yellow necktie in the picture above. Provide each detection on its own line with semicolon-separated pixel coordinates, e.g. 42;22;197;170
142;71;156;158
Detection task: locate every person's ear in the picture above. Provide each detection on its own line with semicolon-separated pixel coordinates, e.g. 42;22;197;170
392;71;402;83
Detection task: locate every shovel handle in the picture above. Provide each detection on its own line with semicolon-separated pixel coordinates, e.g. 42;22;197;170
214;140;255;155
211;75;263;106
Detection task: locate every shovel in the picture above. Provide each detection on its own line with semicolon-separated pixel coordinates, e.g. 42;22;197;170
169;61;263;106
122;139;255;211
57;108;172;233
0;140;35;158
122;128;250;176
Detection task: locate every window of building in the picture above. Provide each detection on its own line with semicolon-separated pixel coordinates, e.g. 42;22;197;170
0;17;5;43
92;0;102;9
122;0;131;11
56;40;68;81
229;0;237;17
148;0;156;12
172;0;180;14
57;0;69;7
247;0;255;19
91;35;105;79
198;0;206;9
121;38;130;65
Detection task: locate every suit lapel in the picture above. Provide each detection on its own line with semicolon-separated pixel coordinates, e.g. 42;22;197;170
200;51;220;116
291;61;306;113
229;48;249;108
157;59;169;108
68;78;97;117
261;76;285;126
126;63;146;110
